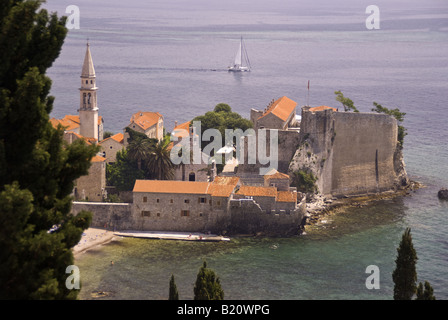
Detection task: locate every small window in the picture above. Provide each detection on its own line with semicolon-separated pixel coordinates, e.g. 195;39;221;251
141;211;151;217
184;199;190;203
157;213;161;217
180;210;190;217
156;198;160;203
85;80;88;84
143;196;147;203
170;199;174;203
199;197;206;204
216;200;221;206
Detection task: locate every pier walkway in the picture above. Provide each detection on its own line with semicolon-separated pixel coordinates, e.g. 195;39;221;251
114;231;230;242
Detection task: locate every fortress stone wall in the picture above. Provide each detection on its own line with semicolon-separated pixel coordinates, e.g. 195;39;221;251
290;107;407;198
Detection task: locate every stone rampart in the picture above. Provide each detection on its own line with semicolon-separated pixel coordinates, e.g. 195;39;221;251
292;107;406;197
72;202;133;230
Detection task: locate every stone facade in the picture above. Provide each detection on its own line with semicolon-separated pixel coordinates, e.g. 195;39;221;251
289;106;408;197
74;155;106;202
99;133;125;163
72;202;133;230
72;176;306;236
124;111;164;145
251;96;298;130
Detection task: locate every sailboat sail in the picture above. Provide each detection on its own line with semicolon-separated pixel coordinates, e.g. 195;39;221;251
234;42;242;67
229;37;250;72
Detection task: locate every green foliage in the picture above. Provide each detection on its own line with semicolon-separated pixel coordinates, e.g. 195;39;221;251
145;138;174;180
107;135;174;190
194;261;224;300
392;228;418;300
103;131;114;139
371;102;407;147
0;1;99;299
191;103;253;151
334;90;359;112
214;103;232;113
127;136;154;170
169;274;179;300
416;281;436;300
292;169;317;194
106;149;145;191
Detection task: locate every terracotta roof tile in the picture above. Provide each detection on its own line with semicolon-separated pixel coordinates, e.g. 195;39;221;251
264;169;290;180
208;184;236;198
50;115;102;131
172;121;192;138
237;185;277;198
133;180;210;194
258;96;297;122
91;155;106;162
100;132;124;144
309;106;338;112
130;111;163;131
277;191;297;203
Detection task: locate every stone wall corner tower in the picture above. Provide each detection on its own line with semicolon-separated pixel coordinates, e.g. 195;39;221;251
79;42;99;140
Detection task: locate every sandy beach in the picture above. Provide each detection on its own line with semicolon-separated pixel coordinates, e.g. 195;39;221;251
73;228;117;258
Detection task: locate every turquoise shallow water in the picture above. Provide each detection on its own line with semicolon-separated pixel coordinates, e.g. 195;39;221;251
41;0;448;299
75;187;446;300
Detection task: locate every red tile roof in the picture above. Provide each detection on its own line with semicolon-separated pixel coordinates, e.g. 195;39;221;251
133;180;210;194
130;111;163;131
258;96;297;122
100;132;124;144
276;191;297;203
309;106;338;112
237;185;277;198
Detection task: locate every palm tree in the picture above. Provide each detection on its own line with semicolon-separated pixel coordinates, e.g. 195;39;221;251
147;137;174;180
127;137;151;170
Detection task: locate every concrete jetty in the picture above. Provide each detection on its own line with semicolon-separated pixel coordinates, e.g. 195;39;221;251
114;231;230;242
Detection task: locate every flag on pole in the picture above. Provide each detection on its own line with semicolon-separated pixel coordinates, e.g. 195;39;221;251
307;80;310;106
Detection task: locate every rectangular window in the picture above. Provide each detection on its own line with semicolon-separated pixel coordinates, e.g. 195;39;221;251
156;198;160;203
170;199;174;203
184;199;190;204
216;200;221;206
199;197;206;203
141;211;151;217
143;196;147;203
180;210;190;217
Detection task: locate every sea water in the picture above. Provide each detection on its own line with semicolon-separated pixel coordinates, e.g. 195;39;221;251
43;0;448;299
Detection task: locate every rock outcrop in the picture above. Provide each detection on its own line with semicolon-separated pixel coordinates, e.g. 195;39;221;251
438;188;448;200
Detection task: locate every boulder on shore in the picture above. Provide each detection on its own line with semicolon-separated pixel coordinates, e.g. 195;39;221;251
438;188;448;200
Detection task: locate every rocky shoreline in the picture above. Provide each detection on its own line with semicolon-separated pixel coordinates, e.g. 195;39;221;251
303;180;422;228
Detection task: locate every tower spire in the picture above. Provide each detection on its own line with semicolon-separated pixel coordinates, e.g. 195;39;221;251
81;41;96;78
79;42;99;140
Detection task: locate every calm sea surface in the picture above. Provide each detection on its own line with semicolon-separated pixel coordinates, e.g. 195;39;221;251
43;0;448;299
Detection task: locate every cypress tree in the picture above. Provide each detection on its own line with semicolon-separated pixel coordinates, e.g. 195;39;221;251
169;274;179;300
416;281;436;300
194;261;224;300
392;228;418;300
0;1;98;299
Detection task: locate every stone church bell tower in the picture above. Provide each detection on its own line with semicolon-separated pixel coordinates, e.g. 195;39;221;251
79;42;99;140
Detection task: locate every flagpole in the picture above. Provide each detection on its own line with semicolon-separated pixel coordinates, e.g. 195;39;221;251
307;80;310;106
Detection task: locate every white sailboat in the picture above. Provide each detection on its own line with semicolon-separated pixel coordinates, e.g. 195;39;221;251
228;36;251;72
